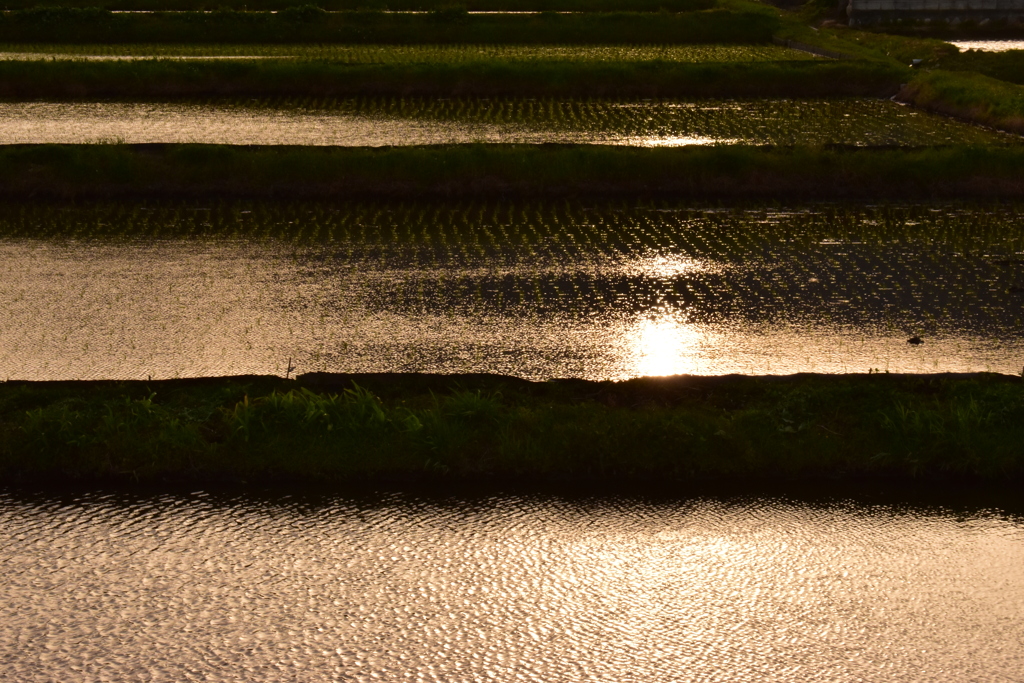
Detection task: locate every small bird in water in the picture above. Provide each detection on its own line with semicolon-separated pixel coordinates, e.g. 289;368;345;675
907;336;924;345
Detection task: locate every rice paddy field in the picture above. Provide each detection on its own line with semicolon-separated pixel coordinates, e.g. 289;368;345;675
2;201;1022;382
0;43;815;62
0;97;1012;147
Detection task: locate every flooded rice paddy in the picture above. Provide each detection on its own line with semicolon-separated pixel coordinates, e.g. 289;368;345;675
0;98;1013;147
0;43;819;62
1;489;1023;682
1;202;1023;381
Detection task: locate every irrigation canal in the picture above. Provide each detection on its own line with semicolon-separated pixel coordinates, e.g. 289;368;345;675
1;488;1022;682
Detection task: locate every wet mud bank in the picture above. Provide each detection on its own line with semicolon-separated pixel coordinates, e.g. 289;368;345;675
2;371;1022;488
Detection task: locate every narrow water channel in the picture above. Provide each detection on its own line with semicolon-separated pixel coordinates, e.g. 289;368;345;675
1;489;1022;682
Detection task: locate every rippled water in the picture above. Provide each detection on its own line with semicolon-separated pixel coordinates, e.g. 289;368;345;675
0;98;1011;146
2;202;1023;380
1;489;1022;682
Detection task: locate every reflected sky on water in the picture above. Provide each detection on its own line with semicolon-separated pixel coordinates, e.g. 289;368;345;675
1;489;1022;682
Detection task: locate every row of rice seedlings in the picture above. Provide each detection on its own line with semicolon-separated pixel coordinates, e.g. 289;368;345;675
0;43;815;63
5;200;1024;250
12;96;1000;148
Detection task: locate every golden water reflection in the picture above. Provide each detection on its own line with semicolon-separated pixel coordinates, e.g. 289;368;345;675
638;135;733;147
628;311;704;377
2;491;1023;682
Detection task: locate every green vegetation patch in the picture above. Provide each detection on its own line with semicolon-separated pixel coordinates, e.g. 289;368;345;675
2;373;1022;485
0;57;906;98
0;0;717;10
944;48;1024;87
1;143;1023;199
0;8;778;44
896;70;1024;137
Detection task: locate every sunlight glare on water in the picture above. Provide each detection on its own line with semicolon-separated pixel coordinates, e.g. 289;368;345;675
0;490;1022;682
628;311;706;377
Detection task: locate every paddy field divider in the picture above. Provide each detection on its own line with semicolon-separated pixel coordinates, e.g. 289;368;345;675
2;372;1022;486
0;57;907;99
0;0;717;10
3;143;1024;200
0;8;778;44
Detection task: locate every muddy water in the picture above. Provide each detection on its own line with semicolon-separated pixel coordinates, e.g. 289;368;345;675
0;98;1011;147
2;204;1023;380
1;489;1022;682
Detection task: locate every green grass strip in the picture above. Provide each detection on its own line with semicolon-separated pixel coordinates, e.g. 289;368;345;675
945;49;1024;87
0;0;718;10
0;58;905;98
897;70;1024;137
2;143;1023;199
2;372;1022;485
0;9;777;44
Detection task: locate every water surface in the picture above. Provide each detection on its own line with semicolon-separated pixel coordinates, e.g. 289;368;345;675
2;202;1022;380
1;489;1022;682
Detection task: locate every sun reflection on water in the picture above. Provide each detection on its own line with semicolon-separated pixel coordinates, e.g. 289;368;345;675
616;255;714;377
635;136;733;147
627;310;704;377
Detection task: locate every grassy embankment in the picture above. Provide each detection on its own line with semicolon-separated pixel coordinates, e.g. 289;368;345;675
772;20;1024;137
3;143;1024;199
0;7;777;43
0;2;917;99
0;0;716;9
890;44;1024;135
0;3;912;98
895;70;1024;137
2;373;1022;485
0;57;906;98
